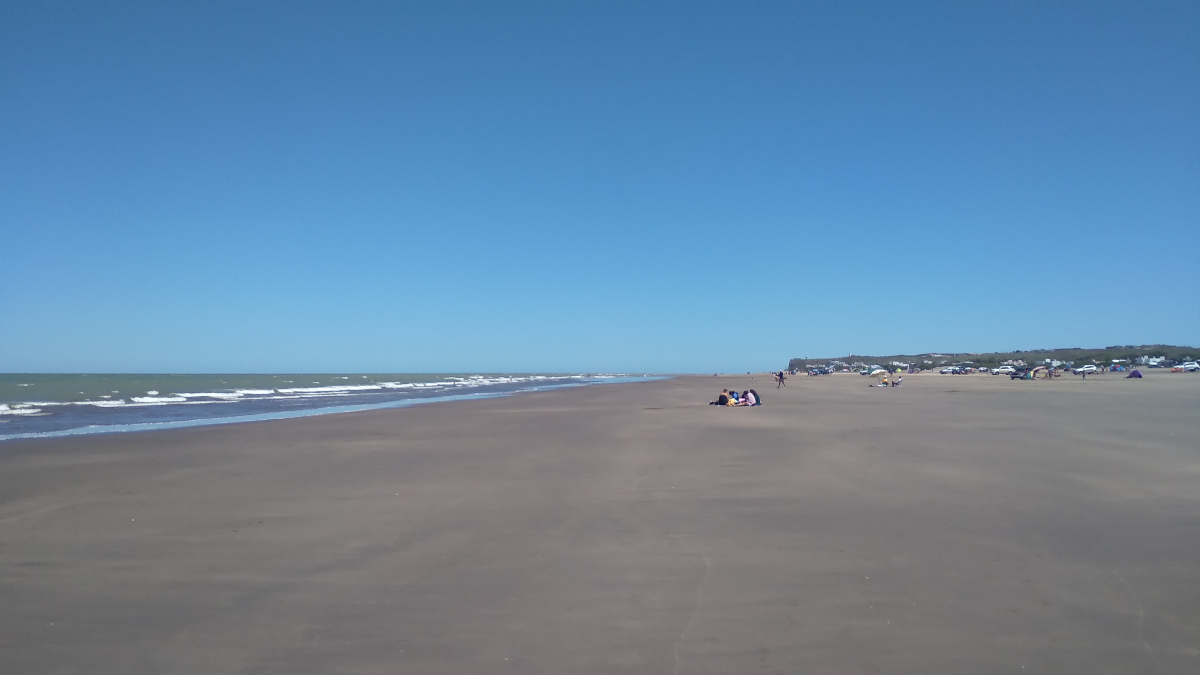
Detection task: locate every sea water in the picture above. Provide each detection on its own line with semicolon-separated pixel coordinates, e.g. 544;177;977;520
0;373;662;441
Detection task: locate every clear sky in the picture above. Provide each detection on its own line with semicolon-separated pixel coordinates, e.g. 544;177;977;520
2;1;1197;373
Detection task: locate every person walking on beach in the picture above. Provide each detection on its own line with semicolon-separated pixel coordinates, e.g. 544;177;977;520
777;371;787;388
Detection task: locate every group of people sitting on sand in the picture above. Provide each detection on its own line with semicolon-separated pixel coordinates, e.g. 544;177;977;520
709;388;762;406
873;373;902;387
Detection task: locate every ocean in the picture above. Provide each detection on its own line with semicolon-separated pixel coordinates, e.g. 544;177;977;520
0;373;661;441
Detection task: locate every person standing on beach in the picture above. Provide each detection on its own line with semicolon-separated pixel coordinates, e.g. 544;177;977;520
777;371;787;388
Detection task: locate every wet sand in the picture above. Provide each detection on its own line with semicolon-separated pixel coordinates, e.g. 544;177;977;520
1;371;1198;674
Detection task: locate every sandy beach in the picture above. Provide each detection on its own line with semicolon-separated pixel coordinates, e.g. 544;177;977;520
1;371;1197;674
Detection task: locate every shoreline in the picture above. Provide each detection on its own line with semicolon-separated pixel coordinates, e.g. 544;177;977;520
0;375;669;443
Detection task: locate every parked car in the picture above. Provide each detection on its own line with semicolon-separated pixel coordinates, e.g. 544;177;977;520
1074;364;1098;374
993;366;1016;375
1182;361;1200;372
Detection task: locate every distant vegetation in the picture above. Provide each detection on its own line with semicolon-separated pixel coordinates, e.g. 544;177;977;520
788;344;1198;371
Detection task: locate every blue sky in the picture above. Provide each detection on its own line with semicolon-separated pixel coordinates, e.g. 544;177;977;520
2;1;1197;373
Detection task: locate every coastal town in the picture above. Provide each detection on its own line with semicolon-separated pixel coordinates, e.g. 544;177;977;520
789;345;1199;377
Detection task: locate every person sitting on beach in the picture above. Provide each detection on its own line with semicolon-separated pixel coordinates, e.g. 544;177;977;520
749;389;761;406
710;389;731;406
739;390;757;406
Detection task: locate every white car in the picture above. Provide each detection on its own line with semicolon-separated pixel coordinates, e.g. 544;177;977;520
1074;364;1098;374
993;366;1016;375
1182;361;1200;372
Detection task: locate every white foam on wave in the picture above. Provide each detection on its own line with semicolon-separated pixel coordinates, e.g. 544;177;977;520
25;399;131;408
0;404;43;416
275;384;385;394
17;398;233;409
170;389;280;400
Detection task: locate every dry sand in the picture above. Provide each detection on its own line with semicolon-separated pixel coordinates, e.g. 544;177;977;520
1;371;1197;674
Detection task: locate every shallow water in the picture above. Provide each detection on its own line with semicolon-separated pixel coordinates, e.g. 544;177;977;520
0;373;662;440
